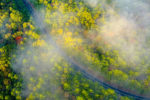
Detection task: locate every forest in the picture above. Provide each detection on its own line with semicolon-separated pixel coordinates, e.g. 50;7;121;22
0;0;150;100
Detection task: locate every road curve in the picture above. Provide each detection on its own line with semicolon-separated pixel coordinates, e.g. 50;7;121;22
16;0;150;100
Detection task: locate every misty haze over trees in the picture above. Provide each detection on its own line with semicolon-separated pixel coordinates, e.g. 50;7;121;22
0;0;150;100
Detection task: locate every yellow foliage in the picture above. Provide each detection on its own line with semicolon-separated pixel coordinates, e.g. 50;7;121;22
23;22;28;29
12;31;23;38
0;12;8;27
58;29;63;35
10;22;17;29
29;66;35;71
23;22;35;30
25;30;40;39
3;79;9;85
10;9;22;22
32;39;46;47
4;33;11;39
62;32;82;48
26;93;35;100
16;96;21;100
5;24;11;29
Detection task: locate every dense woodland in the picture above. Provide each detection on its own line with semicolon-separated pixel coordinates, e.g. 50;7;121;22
0;0;150;100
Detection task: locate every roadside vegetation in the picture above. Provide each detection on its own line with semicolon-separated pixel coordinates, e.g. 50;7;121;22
0;0;149;100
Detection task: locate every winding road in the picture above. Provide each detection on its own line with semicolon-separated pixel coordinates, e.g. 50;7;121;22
14;0;150;100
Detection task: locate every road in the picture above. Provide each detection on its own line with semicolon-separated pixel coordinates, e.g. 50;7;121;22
15;0;150;100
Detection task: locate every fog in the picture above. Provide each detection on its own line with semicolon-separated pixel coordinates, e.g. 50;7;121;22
10;0;150;98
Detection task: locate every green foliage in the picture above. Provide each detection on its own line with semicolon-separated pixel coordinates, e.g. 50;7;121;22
1;0;150;100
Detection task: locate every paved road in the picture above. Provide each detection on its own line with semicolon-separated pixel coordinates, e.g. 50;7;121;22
15;0;150;100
